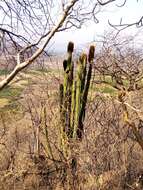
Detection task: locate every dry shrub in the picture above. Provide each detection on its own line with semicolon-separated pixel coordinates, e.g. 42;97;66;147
0;68;143;190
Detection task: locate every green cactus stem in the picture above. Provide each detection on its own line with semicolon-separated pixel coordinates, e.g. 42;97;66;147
63;42;74;135
80;53;87;97
73;55;85;139
70;80;76;136
59;83;64;124
77;45;95;139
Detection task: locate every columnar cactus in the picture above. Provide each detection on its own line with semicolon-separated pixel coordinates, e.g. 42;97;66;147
77;45;95;138
73;54;87;139
62;42;74;135
60;42;95;139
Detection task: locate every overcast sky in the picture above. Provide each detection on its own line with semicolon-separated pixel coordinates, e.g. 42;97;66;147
50;0;143;53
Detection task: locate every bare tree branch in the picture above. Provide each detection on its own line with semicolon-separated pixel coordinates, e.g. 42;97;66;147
0;0;78;90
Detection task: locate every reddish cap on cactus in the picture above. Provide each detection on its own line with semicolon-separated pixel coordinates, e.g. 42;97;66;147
63;60;67;71
88;45;95;62
67;41;74;53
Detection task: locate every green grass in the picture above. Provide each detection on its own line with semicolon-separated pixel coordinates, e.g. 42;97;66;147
0;87;22;99
36;68;51;73
101;86;117;94
91;83;117;96
0;86;24;111
0;69;10;76
0;99;20;112
26;68;51;76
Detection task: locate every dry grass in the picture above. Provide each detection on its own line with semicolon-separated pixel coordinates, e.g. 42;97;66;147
0;69;143;190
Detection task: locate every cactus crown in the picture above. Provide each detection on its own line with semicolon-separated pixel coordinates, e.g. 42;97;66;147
88;45;95;62
67;41;74;53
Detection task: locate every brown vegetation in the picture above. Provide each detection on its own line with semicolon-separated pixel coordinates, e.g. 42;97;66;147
0;36;143;190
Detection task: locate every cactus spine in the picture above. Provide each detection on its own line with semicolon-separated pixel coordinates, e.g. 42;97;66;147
60;42;95;140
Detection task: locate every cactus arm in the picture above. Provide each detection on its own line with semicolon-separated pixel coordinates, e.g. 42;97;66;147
73;59;83;139
63;42;74;135
82;45;95;115
77;46;95;138
80;53;87;96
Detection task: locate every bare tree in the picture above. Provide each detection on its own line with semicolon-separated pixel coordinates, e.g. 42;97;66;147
93;32;143;151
